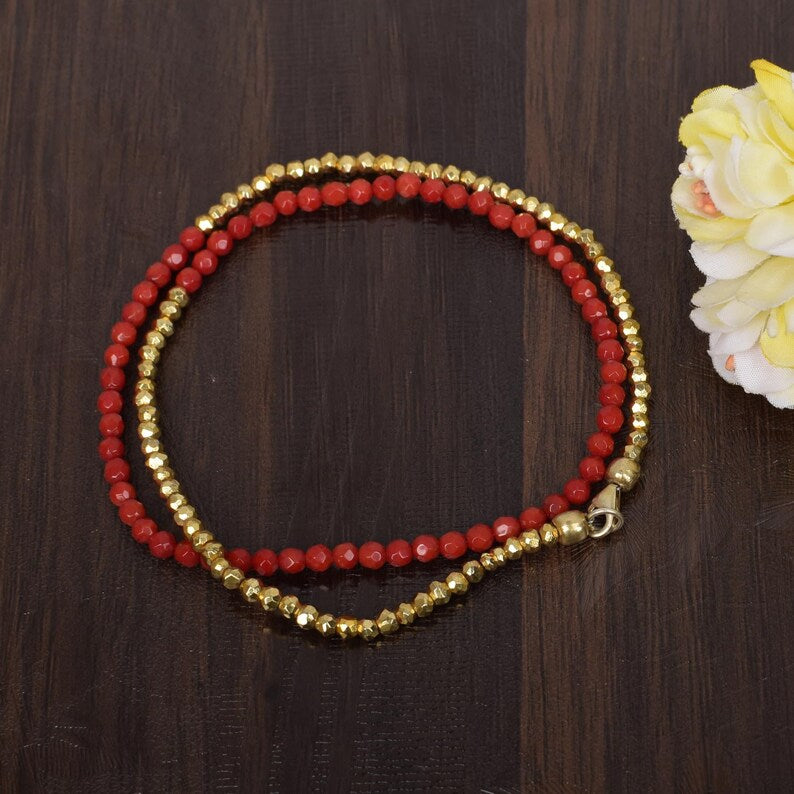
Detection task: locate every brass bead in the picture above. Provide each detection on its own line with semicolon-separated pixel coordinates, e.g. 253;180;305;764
629;429;649;448
624;444;644;462
472;175;493;192
562;220;581;240
374;153;394;173
446;571;469;595
395;602;416;625
145;330;166;350
412;592;434;617
630;397;648;416
428;580;451;605
159;300;181;320
480;552;498;571
392;156;410;173
631;414;650;431
201;541;224;561
222;566;245;590
462;560;484;583
376;609;399;634
220;191;240;211
459;169;477;187
594;255;614;274
336;616;359;639
441;164;460;183
490;181;509;200
134;389;155;407
139;345;160;364
295;605;319;629
137;404;158;425
182;517;203;540
356;151;376;171
303;158;321;176
585;242;605;260
337;155;356;174
166;492;187;512
606;457;641;491
579;228;596;245
424;162;443;179
549;213;568;233
154;317;174;337
627;351;645;369
519;530;541;553
285;160;304;179
259;586;281;612
407;160;426;176
191;530;213;550
136;377;155;393
616;303;635;322
540;523;559;546
195;214;214;233
208;204;228;223
536;202;554;222
315;613;336;636
265;163;286;182
141;437;162;456
625;335;644;353
158;478;181;498
319;152;338;170
621;319;641;338
145;451;168;470
278;595;300;619
358;619;379;641
138;421;160;440
152;465;174;483
138;360;157;379
601;272;621;293
633;381;652;399
168;287;189;307
210;557;230;579
552;510;589;546
504;537;523;559
507;188;526;207
251;174;272;194
236;183;255;202
174;504;195;526
630;366;648;384
239;578;261;603
491;547;507;566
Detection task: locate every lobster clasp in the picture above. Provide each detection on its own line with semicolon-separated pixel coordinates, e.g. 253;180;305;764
587;483;624;538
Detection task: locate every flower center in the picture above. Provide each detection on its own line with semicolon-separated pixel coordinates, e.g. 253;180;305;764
691;180;721;217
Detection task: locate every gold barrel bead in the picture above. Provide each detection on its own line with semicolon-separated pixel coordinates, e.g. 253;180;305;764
630;366;648;384
491;547;507;566
579;228;596;246
145;330;166;350
552;510;589;546
606;457;641;490
412;592;434;617
201;541;224;561
158;478;181;498
141;437;162;456
358;619;379;641
154;317;174;337
630;397;649;416
459;169;477;187
265;163;286;182
138;360;157;379
166;492;187;512
624;444;644;462
428;581;451;605
208;204;228;224
561;220;581;240
182;517;203;540
616;304;635;322
285;160;304;179
408;160;426;176
621;319;641;338
159;300;181;320
222;567;245;590
472;175;493;192
239;578;262;603
138;421;160;440
134;390;155;408
139;345;160;364
633;381;652;399
519;530;541;553
540;523;559;547
625;336;644;353
336;616;359;639
631;414;650;432
585;242;605;260
480;552;498;571
627;351;645;369
629;429;649;448
145;451;168;470
424;162;443;179
376;609;399;635
462;560;485;583
395;602;416;625
504;537;523;559
259;586;281;612
536;202;554;222
446;572;469;595
609;289;630;307
315;613;336;636
295;605;319;629
152;465;174;483
168;287;189;307
549;213;568;233
174;504;196;526
136;377;155;393
278;595;300;619
594;255;614;274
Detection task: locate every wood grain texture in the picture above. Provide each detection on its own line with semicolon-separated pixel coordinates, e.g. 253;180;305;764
1;1;793;791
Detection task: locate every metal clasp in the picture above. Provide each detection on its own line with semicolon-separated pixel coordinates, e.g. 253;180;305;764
586;483;624;538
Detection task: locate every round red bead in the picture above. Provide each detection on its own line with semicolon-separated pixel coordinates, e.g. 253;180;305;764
587;432;615;457
109;481;135;506
395;172;421;198
119;499;145;526
511;212;537;238
561;262;586;286
467;190;493;215
579;456;606;482
99;364;124;391
385;539;412;567
104;458;130;484
597;405;624;434
519;507;546;530
591;318;618;342
563;478;591;505
547;244;573;269
162;244;189;271
174;541;200;567
571;279;598;304
227;548;252;572
104;344;129;367
98;413;123;437
466;523;493;552
321;182;348;206
601;361;628;383
529;230;554;255
274;190;298;215
348;178;374;205
542;493;570;518
146;262;172;288
175;267;202;293
419;178;445;203
227;214;253;239
131;517;157;543
250;201;278;227
192;249;218;276
98;437;124;461
252;548;278;576
488;203;515;230
149;530;176;559
599;383;625;406
359;541;386;570
207;230;233;256
305;544;333;572
443;184;468;209
297;186;323;212
121;301;147;327
372;174;396;201
179;226;205;252
439;531;467;559
97;389;122;414
278;547;305;574
132;280;158;307
582;298;608;323
412;534;439;562
332;542;358;569
492;516;520;542
597;339;624;362
110;321;136;346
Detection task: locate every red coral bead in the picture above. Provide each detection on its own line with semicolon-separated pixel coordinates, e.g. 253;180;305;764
109;481;135;506
395;172;421;198
149;530;175;559
466;523;493;552
121;301;146;327
582;298;608;323
597;405;624;433
597;339;624;362
372;174;396;201
227;214;253;239
227;548;252;572
97;389;123;414
321;182;348;206
587;432;615;457
250;201;278;227
359;541;386;570
104;344;129;367
297;186;323;212
467;190;493;215
519;507;546;530
412;534;439;562
99;366;124;390
419;178;445;203
119;499;145;526
192;249;218;276
98;413;123;437
529;230;554;255
385;539;412;567
104;458;130;484
252;548;278;576
599;383;625;406
175;267;202;293
146;262;172;288
571;279;598;304
542;493;569;518
591;317;618;342
332;542;358;569
561;262;586;286
110;321;136;346
601;361;628;383
563;478;591;505
579;456;606;482
305;544;333;572
548;244;573;269
348;178;374;205
98;437;124;461
179;226;205;252
132;280;158;307
439;531;467;559
278;547;305;573
207;230;233;256
274;190;298;215
162;244;189;271
174;541;200;567
488;203;515;230
443;184;468;209
511;212;537;238
131;517;157;544
492;516;520;542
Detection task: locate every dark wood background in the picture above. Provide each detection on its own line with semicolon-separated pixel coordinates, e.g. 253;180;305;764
1;1;792;791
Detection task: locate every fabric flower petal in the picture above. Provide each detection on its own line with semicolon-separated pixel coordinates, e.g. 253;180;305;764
751;58;794;129
745;202;794;257
690;240;768;280
733;343;794;393
736;257;794;309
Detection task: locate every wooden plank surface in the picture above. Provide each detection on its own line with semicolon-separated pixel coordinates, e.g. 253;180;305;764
1;1;792;791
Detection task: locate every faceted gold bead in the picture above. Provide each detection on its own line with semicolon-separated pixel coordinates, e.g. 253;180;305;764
428;581;451;605
134;390;155;408
462;560;484;583
210;557;230;579
549;213;568;233
594;255;614;274
337;155;356;174
412;592;434;617
395;602;416;625
357;151;376;171
158;478;181;498
562;221;581;240
138;360;157;379
152;465;173;483
609;289;630;307
540;523;559;546
376;609;399;634
491;547;507;566
446;572;469;595
182;517;203;540
472;175;493;192
315;613;336;636
201;541;224;561
585;242;605;260
507;188;526;207
504;537;523;559
408;160;426;176
424;162;443;179
392;156;410;173
220;191;240;211
601;272;621;293
490;181;509;200
138;421;160;440
625;336;644;353
154;317;174;337
278;595;300;619
174;504;196;526
195;214;214;233
629;429;649;448
519;530;541;553
459;169;477;187
441;164;460;183
208;204;228;223
319;152;338;170
136;377;155;393
145;330;166;350
251;174;272;194
236;183;255;202
141;437;162;456
631;414;650;431
159;300;181;320
303;158;321;176
168;287;189;307
579;228;596;245
285;160;304;179
630;397;648;416
139;345;159;364
166;492;187;512
191;530;213;550
265;163;286;182
239;577;261;603
627;351;645;369
374;153;394;173
222;566;245;590
336;616;359;639
536;202;554;222
621;319;641;338
616;304;634;322
630;366;648;384
358;619;379;641
633;381;652;399
259;586;281;612
145;451;168;470
624;444;644;462
480;552;498;571
138;409;159;431
606;457;641;490
295;605;319;629
552;510;589;546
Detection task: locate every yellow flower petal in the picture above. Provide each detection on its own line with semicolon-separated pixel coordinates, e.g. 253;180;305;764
679;107;742;148
751;59;794;129
760;302;794;367
736;138;794;206
745;202;794;256
691;85;739;113
736;257;794;309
